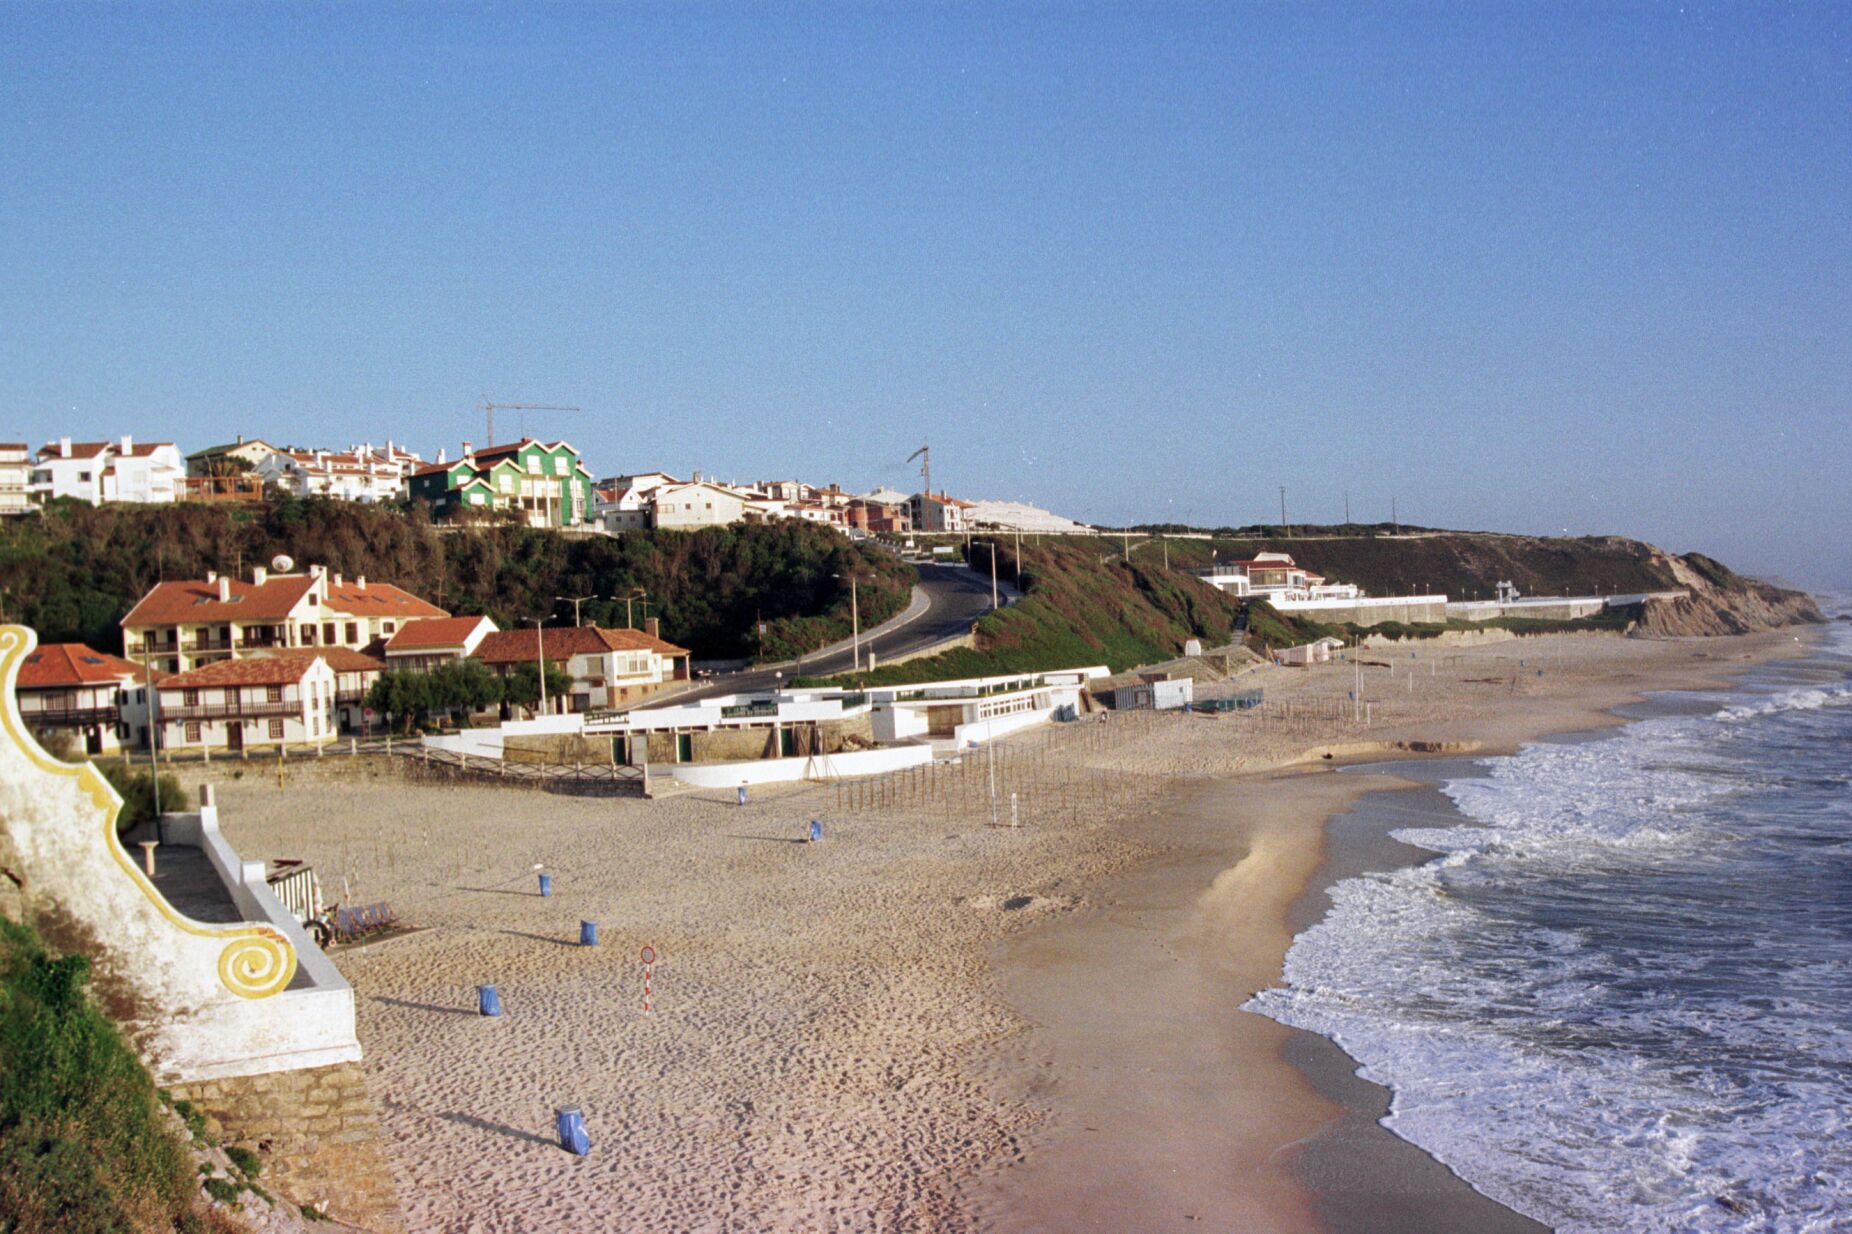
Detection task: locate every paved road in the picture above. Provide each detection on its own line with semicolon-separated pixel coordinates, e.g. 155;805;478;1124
673;562;999;702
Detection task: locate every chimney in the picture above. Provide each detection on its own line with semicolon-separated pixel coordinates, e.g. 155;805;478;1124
310;564;325;577
217;577;231;601
205;569;217;583
437;447;448;464
646;617;661;639
252;566;268;585
120;434;133;453
333;572;343;587
355;575;365;589
59;436;71;458
462;441;472;458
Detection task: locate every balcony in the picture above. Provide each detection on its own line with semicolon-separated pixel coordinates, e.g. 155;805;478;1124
185;635;235;653
160;700;321;721
23;705;119;728
235;634;287;650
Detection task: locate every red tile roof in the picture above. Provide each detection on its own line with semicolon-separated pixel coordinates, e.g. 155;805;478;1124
160;656;326;689
18;643;168;688
385;615;497;652
122;576;318;626
322;581;447;620
246;647;386;672
473;625;689;664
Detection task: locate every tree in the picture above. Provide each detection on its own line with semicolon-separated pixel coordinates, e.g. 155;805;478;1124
501;660;572;712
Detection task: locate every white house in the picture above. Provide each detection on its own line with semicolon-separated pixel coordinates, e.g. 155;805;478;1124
31;436;184;505
471;624;691;712
14;642;163;756
154;654;340;752
0;443;31;516
383;615;499;672
651;481;754;530
255;449;409;503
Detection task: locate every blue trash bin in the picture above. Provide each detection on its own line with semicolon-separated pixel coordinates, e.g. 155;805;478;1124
555;1105;590;1156
580;921;598;947
477;983;502;1017
809;820;823;843
538;872;552;897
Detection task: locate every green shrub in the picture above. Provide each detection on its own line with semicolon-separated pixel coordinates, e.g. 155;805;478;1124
0;916;210;1232
96;764;190;834
222;1145;260;1179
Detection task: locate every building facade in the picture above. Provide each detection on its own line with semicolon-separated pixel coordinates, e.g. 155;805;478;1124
0;443;31;515
14;642;162;755
122;565;448;675
471;624;690;712
406;439;595;527
153;655;339;752
256;449;409;503
382;615;499;673
32;436;185;505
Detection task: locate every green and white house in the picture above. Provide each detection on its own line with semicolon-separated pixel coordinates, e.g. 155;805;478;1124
407;439;595;527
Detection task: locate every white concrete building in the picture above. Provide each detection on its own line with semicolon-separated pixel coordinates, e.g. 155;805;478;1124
31;436;184;505
154;653;339;752
255;447;411;503
651;480;755;530
0;443;31;515
962;499;1092;533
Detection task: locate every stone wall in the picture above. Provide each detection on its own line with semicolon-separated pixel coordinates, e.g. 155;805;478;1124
170;1060;406;1233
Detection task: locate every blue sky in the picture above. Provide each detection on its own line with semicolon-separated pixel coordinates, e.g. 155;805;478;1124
4;3;1847;584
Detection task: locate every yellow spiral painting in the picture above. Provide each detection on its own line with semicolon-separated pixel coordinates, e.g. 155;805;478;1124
216;931;297;999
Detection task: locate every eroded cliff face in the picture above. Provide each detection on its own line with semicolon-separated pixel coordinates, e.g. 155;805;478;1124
1631;549;1824;637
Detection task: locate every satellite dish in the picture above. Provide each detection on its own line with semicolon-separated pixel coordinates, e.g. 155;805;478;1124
271;554;295;573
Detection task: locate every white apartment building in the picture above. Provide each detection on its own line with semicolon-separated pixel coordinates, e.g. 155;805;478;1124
0;443;31;515
154;655;339;752
31;436;184;505
122;563;449;675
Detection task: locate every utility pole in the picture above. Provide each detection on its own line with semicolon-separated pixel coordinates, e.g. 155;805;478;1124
1280;485;1290;538
526;618;549;716
834;573;864;671
1393;496;1399;535
906;444;931;530
1344;490;1351;525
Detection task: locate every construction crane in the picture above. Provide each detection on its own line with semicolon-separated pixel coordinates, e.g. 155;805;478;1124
480;401;581;448
906;443;931;529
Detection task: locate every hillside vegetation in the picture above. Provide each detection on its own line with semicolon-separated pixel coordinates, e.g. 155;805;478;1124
811;530;1821;687
804;537;1268;687
0;500;913;661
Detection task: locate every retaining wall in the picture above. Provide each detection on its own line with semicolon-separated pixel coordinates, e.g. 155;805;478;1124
169;1060;405;1233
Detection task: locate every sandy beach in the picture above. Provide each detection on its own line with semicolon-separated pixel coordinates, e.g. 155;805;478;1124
210;627;1815;1233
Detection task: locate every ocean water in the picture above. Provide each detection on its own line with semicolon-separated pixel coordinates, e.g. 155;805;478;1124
1249;604;1852;1234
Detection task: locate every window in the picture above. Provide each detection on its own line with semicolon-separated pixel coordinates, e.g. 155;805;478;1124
183;689;199;707
266;684;282;702
346;622;359;643
554;456;568;475
526;456;540;473
383;621;395;634
185;722;200;742
499;474;512;492
323;622;336;643
268;718;284;739
471;492;485;504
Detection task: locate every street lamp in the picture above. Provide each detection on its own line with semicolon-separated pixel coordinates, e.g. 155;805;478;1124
555;594;599;627
525;617;550;716
833;572;870;671
973;540;1000;610
620;589;648;629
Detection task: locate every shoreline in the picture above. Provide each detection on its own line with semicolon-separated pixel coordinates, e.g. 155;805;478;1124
968;626;1821;1234
202;625;1823;1232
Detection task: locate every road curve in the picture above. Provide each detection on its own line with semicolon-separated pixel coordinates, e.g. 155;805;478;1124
672;562;998;701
